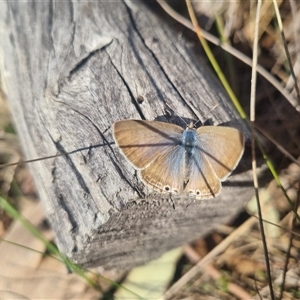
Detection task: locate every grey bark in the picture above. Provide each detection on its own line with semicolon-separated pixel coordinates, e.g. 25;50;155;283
1;1;252;269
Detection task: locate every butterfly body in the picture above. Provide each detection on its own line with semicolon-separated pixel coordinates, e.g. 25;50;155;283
113;119;244;199
182;127;197;154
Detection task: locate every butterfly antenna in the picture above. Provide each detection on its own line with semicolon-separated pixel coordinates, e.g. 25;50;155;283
193;103;219;127
164;102;175;117
164;102;188;126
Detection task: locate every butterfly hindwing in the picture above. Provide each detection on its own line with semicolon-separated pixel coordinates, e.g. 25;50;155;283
185;149;221;199
140;144;185;194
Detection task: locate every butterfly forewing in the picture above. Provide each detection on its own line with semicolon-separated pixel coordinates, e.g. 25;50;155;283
113;120;183;169
196;126;244;180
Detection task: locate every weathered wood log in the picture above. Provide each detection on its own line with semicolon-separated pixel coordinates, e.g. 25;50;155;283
1;1;252;269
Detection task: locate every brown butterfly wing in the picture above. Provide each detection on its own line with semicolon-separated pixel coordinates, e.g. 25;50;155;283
185;126;244;199
196;126;244;180
184;151;221;199
113;120;183;169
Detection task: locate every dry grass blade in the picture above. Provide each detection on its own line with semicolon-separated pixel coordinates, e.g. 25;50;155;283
250;1;275;299
157;0;300;111
254;125;300;168
183;245;252;299
279;187;300;299
0;201;99;299
163;217;258;299
273;0;300;106
0;153;64;169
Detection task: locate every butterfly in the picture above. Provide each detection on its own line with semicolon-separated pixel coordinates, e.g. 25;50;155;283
113;119;244;199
